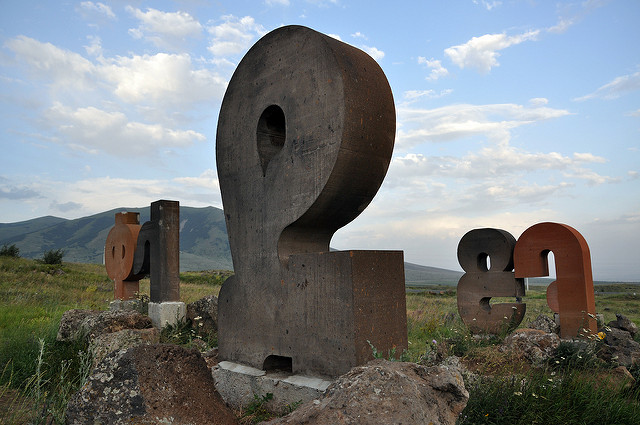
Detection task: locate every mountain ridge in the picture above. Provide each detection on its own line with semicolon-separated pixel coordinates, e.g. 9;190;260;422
0;206;465;285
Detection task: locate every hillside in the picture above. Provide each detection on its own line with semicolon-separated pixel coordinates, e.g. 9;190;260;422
1;206;469;283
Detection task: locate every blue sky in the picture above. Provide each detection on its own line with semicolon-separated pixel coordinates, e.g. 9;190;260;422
1;0;638;281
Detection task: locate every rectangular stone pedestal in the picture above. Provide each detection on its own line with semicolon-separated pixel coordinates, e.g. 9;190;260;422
212;361;332;411
148;301;186;329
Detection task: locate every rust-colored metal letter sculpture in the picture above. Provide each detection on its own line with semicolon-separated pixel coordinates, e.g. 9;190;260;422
104;212;142;300
216;25;407;377
514;222;597;338
457;228;526;333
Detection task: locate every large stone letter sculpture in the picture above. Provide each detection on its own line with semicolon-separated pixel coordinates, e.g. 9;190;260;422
514;222;597;338
457;228;526;333
133;200;183;328
216;25;407;377
105;212;142;300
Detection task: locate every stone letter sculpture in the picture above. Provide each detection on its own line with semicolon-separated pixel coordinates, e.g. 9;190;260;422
105;212;142;300
132;200;183;328
216;25;407;377
457;228;526;333
514;222;597;338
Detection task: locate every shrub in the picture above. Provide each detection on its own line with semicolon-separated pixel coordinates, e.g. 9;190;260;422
42;249;64;265
0;244;20;258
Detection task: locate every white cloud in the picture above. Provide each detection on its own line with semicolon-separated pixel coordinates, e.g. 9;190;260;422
396;103;571;148
266;0;290;5
99;53;227;107
418;57;449;81
528;97;548;106
328;34;342;41
4;36;96;90
174;169;220;190
207;15;266;57
78;1;116;20
362;45;384;61
626;109;640;117
126;7;203;50
574;71;640;101
444;30;539;73
351;32;367;39
473;0;502;11
44;103;205;156
84;35;102;57
403;89;453;102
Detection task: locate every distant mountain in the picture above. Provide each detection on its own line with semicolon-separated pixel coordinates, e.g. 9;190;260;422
0;206;232;271
0;207;467;284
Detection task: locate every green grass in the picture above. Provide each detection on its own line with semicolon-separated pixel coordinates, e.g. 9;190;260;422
2;255;640;424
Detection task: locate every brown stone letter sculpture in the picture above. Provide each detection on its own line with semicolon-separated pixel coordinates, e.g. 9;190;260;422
457;228;526;334
216;25;407;377
105;212;143;300
514;222;597;338
132;200;183;328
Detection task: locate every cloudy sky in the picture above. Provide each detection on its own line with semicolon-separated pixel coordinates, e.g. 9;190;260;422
1;0;638;281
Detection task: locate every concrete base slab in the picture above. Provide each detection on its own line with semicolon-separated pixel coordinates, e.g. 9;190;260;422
148;301;185;329
212;361;332;411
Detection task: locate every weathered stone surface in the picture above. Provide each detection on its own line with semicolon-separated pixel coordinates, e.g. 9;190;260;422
89;328;159;367
66;344;238;425
608;314;638;337
528;314;560;334
598;327;640;367
187;295;219;338
264;359;468;425
57;309;152;342
500;329;561;367
216;25;407;377
456;228;525;334
596;365;636;391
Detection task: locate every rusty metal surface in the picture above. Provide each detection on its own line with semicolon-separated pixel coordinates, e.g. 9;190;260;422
456;228;525;334
216;25;406;377
104;212;142;300
514;222;597;338
133;200;180;303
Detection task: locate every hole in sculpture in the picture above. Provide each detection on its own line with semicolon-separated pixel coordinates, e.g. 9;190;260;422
111;246;115;259
477;252;490;272
121;245;126;259
257;105;286;175
263;355;292;373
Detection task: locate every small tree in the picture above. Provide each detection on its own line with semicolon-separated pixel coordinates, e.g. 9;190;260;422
0;244;20;258
42;249;64;265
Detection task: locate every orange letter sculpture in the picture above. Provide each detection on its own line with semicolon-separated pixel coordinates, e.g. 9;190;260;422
514;222;597;338
457;228;526;333
104;212;143;300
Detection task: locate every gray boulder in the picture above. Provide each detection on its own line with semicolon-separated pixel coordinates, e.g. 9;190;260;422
186;295;219;339
57;309;152;342
66;344;238;425
500;329;561;367
599;327;640;367
527;314;560;335
265;359;468;425
608;314;638;337
89;328;159;367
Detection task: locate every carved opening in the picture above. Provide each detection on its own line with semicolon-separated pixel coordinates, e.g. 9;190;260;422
477;252;490;272
263;355;292;373
257;105;286;175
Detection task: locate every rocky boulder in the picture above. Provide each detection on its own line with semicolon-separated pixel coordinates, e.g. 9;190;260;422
89;328;160;367
66;344;238;425
265;359;469;425
527;314;560;335
186;295;219;339
598;327;640;367
608;314;638;337
57;309;152;342
500;329;561;367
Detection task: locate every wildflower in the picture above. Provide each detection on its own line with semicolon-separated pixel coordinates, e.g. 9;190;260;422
432;339;437;345
514;391;522;396
597;331;606;340
485;413;489;417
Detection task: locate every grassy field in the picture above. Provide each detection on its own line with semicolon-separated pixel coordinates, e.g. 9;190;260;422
1;256;640;424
